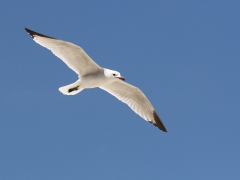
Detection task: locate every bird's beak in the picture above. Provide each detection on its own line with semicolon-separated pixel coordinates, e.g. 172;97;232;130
118;76;125;81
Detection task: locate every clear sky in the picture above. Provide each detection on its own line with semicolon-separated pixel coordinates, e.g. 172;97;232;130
0;0;239;179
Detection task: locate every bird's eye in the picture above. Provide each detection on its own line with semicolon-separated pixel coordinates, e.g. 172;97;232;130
113;74;116;76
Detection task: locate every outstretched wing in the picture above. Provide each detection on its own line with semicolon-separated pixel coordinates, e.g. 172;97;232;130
25;28;102;77
100;80;167;132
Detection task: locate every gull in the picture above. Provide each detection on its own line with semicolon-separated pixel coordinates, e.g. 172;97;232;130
25;28;167;132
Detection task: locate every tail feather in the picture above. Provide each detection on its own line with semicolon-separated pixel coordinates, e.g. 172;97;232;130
59;79;83;95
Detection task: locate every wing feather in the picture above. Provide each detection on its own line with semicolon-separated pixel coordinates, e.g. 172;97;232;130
100;80;167;132
25;28;102;77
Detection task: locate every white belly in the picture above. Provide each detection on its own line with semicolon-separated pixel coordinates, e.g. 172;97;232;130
81;74;114;88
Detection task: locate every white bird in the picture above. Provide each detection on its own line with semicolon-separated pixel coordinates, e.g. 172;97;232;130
25;28;167;132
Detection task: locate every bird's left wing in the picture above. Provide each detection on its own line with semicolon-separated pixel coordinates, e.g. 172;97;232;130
25;28;102;78
100;80;167;132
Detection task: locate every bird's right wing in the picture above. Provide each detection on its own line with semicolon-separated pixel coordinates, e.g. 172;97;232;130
100;80;167;132
25;28;102;78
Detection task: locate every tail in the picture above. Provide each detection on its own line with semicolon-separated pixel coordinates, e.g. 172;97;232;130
58;79;83;95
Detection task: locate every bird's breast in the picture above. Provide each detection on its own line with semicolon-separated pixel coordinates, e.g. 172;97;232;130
81;74;112;88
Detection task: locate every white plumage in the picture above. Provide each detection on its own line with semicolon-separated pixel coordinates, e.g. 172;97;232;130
25;28;167;132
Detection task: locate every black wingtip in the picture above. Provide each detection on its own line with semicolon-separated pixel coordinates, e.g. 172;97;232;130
153;111;167;132
24;28;56;39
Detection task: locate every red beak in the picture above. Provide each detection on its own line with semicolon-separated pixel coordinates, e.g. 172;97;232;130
118;76;125;81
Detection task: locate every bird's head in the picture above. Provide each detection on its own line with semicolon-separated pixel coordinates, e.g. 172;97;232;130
103;68;125;81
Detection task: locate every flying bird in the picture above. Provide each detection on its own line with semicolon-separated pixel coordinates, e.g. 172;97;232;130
25;28;167;132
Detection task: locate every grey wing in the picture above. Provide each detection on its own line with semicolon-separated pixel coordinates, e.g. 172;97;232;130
100;80;167;132
25;28;102;77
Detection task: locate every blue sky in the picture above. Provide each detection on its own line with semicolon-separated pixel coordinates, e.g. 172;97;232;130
0;0;240;179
